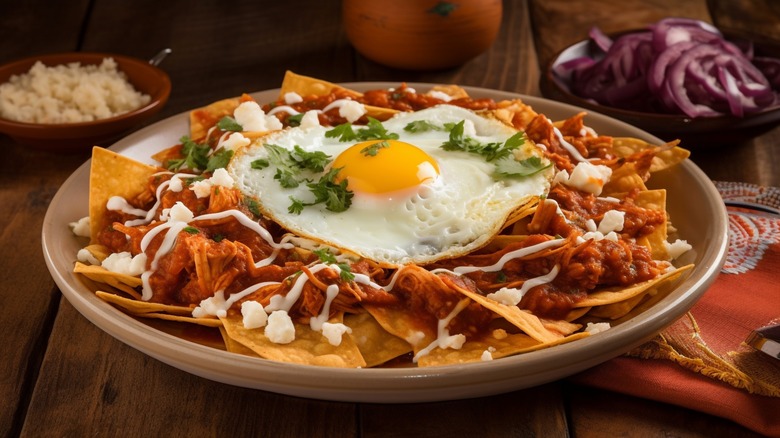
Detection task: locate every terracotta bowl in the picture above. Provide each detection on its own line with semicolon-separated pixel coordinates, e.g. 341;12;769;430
540;37;780;148
0;52;171;152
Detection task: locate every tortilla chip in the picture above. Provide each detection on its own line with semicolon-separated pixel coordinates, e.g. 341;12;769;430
76;263;142;299
417;331;589;367
279;70;398;121
447;283;561;344
219;327;261;357
612;137;690;173
602;162;648;195
427;84;470;100
574;264;693;308
343;312;412;367
220;313;366;368
188;96;241;141
96;290;194;315
89;147;159;243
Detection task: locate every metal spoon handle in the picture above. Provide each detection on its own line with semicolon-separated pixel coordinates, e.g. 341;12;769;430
149;48;172;66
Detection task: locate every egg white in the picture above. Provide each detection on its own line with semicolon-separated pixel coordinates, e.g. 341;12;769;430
228;105;552;266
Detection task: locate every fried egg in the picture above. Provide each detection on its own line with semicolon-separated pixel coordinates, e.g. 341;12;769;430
228;105;552;266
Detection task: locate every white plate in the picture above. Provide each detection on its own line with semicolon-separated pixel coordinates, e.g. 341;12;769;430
42;84;728;403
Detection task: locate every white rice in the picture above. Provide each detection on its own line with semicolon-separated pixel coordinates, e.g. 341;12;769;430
0;57;151;124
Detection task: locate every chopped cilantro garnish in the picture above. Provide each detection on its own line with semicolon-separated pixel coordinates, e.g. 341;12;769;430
288;168;353;214
361;140;390;157
307;168;353;212
337;263;355;282
243;197;262;217
262;143;332;189
212;234;225;242
313;248;355;282
251;158;270;169
274;168;301;189
206;148;234;172
217;116;243;132
494;155;551;178
167;136;210;171
325;117;399;142
313;248;338;264
404;120;444;133
288;196;305;214
441;121;525;162
286;113;305;127
183;226;200;234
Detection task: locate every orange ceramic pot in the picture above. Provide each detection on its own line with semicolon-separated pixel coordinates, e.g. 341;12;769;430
342;0;503;70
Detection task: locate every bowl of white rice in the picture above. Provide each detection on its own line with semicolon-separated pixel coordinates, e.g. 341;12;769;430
0;52;170;152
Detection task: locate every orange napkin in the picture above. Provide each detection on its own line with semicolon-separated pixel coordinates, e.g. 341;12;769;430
571;182;780;437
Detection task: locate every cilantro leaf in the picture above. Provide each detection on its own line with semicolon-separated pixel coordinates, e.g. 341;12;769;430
307;168;353;212
217;116;243;132
251;159;270;169
404;120;444;133
291;145;330;173
206;148;234;172
324;123;357;142
494;155;552;178
325;117;399;142
183;226;200;234
243;197;262;217
313;248;355;282
313;248;338;264
441;122;525;162
286;113;304;127
288;196;305;214
260;143;332;189
361;140;390;157
274;168;301;188
168;136;210;171
337;263;355;282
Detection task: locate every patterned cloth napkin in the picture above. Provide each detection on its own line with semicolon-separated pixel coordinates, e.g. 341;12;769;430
571;182;780;437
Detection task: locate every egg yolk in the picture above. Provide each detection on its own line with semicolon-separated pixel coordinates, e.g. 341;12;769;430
332;139;440;195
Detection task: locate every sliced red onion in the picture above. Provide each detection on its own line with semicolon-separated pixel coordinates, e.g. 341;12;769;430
555;18;780;118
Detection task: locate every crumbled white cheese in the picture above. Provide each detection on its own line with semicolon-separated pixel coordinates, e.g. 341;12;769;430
598;210;625;234
665;239;692;260
69;216;90;237
241;300;268;329
481;346;496;361
438;333;466;350
190;180;212;198
321;322;352;346
168;201;194;223
283;92;303;104
565;161;613;195
77;248;100;265
338;100;366;123
191;168;235;198
220;132;250;151
210;168;235;187
405;330;426;346
585;322;611;334
299;110;321;129
101;251;147;276
578;230;619;243
265;310;295;344
193;290;228;318
233;100;282;132
168;175;184;192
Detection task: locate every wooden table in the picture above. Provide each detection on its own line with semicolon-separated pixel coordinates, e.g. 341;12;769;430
2;1;777;436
